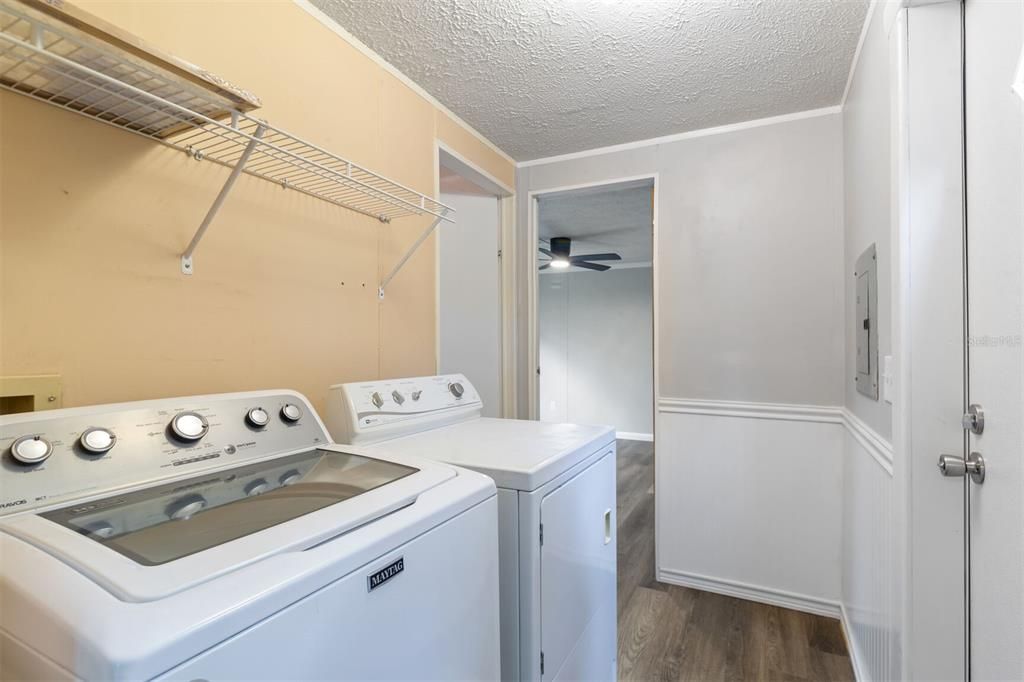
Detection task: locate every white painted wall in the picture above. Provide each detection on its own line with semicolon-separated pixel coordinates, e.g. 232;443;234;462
842;413;897;682
518;111;846;610
539;267;653;437
658;402;843;613
843;1;895;443
439;191;502;417
840;3;903;680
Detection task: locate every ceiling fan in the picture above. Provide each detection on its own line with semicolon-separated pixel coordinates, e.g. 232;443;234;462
539;237;622;272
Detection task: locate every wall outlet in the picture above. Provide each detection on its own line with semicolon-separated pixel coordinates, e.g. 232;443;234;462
882;355;894;405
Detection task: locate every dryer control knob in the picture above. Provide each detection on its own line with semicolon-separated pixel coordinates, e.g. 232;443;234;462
167;494;207;521
245;478;270;496
449;382;465;399
10;435;53;465
246;407;270;428
280;403;303;423
371;392;385;409
80;427;116;454
170;412;209;442
391;390;405;406
279;469;302;486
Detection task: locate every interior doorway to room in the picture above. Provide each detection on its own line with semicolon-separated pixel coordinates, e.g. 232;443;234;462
437;148;511;418
534;178;655;440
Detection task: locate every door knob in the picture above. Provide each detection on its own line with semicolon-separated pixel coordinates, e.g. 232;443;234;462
938;452;986;484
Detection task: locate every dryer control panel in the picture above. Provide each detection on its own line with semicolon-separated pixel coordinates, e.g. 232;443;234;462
325;374;482;445
0;390;329;515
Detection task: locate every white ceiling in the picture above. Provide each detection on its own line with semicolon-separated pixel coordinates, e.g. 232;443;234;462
310;0;869;161
538;180;653;267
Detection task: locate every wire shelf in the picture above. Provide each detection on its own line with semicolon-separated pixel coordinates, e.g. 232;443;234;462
0;0;453;227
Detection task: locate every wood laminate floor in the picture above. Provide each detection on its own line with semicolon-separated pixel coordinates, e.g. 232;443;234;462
616;439;855;682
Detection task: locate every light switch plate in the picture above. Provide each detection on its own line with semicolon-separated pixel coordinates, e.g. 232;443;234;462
882;355;894;404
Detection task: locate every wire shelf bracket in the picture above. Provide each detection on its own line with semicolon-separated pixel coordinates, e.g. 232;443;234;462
0;0;454;276
180;122;265;275
378;211;449;300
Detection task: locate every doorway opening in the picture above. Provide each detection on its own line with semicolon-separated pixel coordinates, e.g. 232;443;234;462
534;178;655;440
436;145;513;418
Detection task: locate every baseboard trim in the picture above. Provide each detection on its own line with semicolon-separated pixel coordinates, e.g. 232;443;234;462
616;431;654;442
658;567;841;619
840;603;867;682
657;398;843;425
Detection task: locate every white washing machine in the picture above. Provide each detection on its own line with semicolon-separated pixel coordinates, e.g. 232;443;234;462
326;374;617;682
0;390;500;681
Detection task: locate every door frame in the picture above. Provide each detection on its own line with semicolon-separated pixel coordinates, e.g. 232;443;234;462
435;140;517;418
894;1;971;678
524;172;660;441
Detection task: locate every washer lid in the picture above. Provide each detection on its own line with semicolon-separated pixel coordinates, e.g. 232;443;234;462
0;446;453;602
372;418;615;491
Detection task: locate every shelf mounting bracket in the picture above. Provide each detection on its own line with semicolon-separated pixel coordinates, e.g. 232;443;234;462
181;123;266;275
378;212;448;299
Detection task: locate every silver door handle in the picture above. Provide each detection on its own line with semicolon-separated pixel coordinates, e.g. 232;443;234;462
938;452;986;484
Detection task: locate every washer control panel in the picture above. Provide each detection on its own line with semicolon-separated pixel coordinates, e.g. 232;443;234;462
326;374;482;444
0;390;329;515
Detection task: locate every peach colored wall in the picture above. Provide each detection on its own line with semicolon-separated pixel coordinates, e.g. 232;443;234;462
0;1;515;414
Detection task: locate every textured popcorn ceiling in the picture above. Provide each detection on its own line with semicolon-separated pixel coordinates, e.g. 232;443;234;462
310;0;869;161
539;180;653;266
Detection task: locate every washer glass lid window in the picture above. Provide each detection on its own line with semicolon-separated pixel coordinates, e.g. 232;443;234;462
41;449;418;566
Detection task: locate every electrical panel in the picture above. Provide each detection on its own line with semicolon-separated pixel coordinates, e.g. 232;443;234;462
855;244;879;400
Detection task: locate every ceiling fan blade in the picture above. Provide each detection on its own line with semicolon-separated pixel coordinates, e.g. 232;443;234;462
539;247;553;257
570;253;621;262
573;261;611;272
539;263;551;270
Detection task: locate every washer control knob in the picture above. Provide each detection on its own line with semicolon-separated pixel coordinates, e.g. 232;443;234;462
170;412;209;442
167;494;207;521
371;392;384;409
280;403;302;423
80;427;116;454
10;435;53;465
279;469;302;486
245;478;270;496
391;390;405;406
412;390;422;401
246;407;270;429
449;382;465;399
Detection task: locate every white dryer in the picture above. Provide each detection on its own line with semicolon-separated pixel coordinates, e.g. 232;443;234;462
326;374;617;682
0;390;500;681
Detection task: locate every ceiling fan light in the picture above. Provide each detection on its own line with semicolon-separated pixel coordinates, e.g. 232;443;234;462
550;259;570;269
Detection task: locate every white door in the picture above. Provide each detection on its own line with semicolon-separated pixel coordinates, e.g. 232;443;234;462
539;452;616;681
438;191;502;417
904;2;1024;679
963;1;1023;679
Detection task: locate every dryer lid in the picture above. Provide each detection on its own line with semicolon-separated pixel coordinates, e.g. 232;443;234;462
374;418;615;491
0;447;453;602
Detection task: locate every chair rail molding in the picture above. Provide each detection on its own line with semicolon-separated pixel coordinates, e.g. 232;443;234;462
657;398;894;475
657;397;844;424
841;407;895;475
